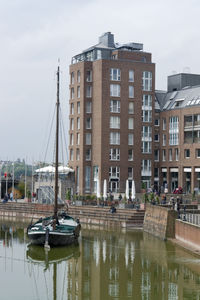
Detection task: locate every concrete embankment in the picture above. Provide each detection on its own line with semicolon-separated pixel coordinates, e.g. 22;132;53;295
0;202;145;228
143;204;178;240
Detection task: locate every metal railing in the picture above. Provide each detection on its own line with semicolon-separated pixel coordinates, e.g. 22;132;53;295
180;213;200;226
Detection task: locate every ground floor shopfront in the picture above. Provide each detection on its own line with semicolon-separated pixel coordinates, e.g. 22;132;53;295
159;167;200;194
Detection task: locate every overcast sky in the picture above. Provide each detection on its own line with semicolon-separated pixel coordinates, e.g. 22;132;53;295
0;0;199;163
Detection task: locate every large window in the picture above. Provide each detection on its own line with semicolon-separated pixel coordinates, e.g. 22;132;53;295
109;148;120;161
128;102;134;114
77;70;80;83
86;117;92;129
70;133;74;146
128;167;133;179
169;149;172;161
169;116;179;145
70;149;73;161
128;149;133;161
163;134;166;146
142;141;152;153
86;101;92;113
175;148;179;161
128;133;134;145
162;149;166;161
86;86;92;98
71;72;74;84
142;126;152;139
76;133;80;145
70;118;74;130
129;70;134;82
85;166;91;192
71;88;74;99
163;118;166;130
85;133;91;145
129;86;134;98
110;132;120;145
128;118;134;129
77;117;80;130
70;103;74;115
142;71;152;91
109;166;120;179
86;70;92;82
110;84;120;97
77;102;80;114
86;149;91;161
142;160;151;172
154;149;159;161
110;100;120;113
77;86;80;98
76;149;80;161
110;68;121;81
110;116;120;129
142;110;152;122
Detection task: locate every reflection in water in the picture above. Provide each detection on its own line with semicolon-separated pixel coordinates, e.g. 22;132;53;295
1;220;200;299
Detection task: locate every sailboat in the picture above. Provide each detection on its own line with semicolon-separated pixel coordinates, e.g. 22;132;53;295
27;66;81;247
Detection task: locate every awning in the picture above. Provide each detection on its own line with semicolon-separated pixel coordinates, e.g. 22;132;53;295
184;168;191;172
162;168;167;172
170;168;179;172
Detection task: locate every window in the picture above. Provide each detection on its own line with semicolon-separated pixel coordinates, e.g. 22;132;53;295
86;86;92;98
110;132;120;145
86;149;91;161
70;133;74;146
128;167;133;179
175;148;179;161
86;70;92;82
163;134;166;146
70;103;74;115
76;166;79;193
154;134;159;142
142;110;152;122
154;118;160;126
71;72;74;84
77;133;80;145
169;149;172;161
110;68;121;81
76;148;80;161
85;133;91;145
77;102;80;114
169;116;179;145
196;149;200;158
129;70;134;82
142;141;152;153
128;133;134;145
71;88;74;99
70;149;73;161
143;94;152;107
77;70;80;83
128;149;133;161
128;118;134;129
142;71;152;91
162;149;166;161
185;149;190;158
77;86;80;98
110;100;120;113
85;166;91;192
154;149;159;161
86;101;92;113
86;117;92;129
142;126;152;139
110;116;120;129
70;118;74;130
129;86;134;98
109;166;120;178
163;118;166;130
77;117;80;130
141;160;151;172
110;148;120;161
110;84;120;97
154;168;159;178
128;102;134;114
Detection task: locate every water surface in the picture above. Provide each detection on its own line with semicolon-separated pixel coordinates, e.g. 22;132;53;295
0;218;200;300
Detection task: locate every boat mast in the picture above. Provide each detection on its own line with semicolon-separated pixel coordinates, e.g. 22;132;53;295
54;66;59;218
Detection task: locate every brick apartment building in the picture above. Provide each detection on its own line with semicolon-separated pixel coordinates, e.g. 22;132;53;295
68;32;200;196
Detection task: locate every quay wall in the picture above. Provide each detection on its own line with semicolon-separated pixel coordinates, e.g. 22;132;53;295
175;220;200;252
143;204;178;240
0;203;145;228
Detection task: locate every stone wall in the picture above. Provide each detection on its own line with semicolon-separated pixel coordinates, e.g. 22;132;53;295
143;204;177;240
175;220;200;252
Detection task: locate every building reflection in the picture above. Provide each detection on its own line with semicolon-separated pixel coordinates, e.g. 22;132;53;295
1;220;200;299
